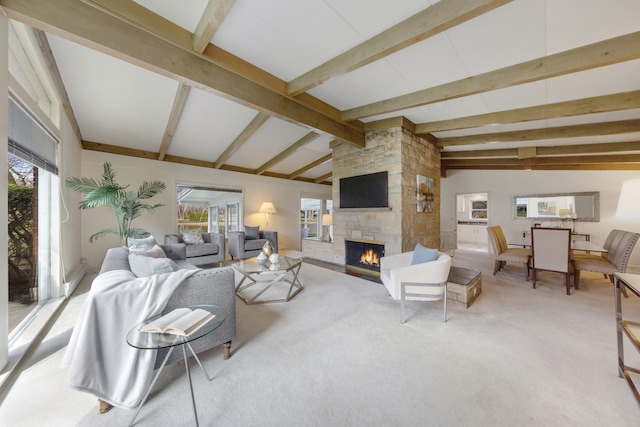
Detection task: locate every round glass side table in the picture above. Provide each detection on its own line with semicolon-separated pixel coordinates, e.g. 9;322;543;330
126;305;225;427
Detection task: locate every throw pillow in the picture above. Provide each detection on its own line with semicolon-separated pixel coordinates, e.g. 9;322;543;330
245;225;260;240
128;235;157;252
411;243;438;265
130;244;167;258
182;229;204;245
129;253;178;277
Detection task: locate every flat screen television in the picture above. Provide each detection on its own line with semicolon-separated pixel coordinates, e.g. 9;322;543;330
339;171;388;208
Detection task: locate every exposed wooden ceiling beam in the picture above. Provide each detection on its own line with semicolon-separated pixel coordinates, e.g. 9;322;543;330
2;0;364;147
287;153;332;180
443;163;640;172
416;90;640;133
441;141;640;158
442;153;640;167
438;119;640;146
158;83;190;160
287;0;512;96
256;132;320;175
343;31;640;121
314;172;333;184
193;0;235;54
32;28;83;144
214;112;269;169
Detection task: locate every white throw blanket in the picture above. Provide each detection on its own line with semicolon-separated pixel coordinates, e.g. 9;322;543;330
62;268;199;409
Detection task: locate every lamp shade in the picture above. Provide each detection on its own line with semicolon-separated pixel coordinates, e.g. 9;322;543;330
322;214;333;226
258;202;277;214
616;179;640;220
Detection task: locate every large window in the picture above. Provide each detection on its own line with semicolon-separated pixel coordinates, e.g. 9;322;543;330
7;97;59;335
176;184;242;236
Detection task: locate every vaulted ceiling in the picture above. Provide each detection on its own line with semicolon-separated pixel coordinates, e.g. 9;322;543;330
2;0;640;183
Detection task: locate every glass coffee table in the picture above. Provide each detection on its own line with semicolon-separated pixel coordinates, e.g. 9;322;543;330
126;305;225;427
233;256;303;304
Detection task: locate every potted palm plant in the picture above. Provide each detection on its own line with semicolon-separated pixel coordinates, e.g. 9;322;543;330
65;162;166;246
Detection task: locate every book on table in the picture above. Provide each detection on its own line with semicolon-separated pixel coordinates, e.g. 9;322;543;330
139;308;214;336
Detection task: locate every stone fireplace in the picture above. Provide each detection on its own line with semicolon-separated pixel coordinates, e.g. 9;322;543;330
330;124;441;264
344;238;385;274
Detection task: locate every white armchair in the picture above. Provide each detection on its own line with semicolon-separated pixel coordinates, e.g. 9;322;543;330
380;250;452;323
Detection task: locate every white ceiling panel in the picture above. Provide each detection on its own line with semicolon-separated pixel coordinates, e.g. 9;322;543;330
47;34;178;152
300;160;333;180
445;0;546;75
226;118;311;169
546;0;640;54
384;32;469;91
324;0;431;39
213;0;361;81
308;59;414;110
134;0;208;33
545;60;640;103
168;88;259;161
268;134;333;174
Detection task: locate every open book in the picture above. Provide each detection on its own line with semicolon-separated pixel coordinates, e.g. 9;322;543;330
139;308;214;336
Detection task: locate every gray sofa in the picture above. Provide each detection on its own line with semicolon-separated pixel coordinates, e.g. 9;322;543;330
99;245;236;368
164;232;226;266
228;230;278;260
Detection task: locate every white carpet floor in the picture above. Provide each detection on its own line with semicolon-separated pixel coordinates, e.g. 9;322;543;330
1;249;639;426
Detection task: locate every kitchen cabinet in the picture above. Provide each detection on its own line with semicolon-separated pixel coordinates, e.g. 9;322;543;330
457;224;487;244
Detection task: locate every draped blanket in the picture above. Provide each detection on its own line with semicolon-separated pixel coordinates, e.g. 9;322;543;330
62;268;199;409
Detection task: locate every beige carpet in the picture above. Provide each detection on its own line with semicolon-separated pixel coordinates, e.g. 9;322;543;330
1;250;639;426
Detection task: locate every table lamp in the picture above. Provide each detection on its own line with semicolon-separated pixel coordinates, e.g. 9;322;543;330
322;213;333;242
259;202;277;227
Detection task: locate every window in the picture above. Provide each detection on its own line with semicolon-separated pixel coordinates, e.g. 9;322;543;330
7;97;60;335
176;184;242;236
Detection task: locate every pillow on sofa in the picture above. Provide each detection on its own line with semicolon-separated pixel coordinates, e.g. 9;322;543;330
128;235;157;252
182;229;204;245
245;225;260;240
130;244;167;258
411;243;438;265
129;253;178;277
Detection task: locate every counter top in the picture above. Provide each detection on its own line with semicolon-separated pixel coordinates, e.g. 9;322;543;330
457;221;488;225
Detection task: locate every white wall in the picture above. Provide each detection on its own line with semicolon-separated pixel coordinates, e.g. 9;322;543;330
79;151;332;270
441;169;640;268
0;14;9;371
58;114;83;295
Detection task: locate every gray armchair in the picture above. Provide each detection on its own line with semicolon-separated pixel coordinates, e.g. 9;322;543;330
228;229;278;260
164;232;226;266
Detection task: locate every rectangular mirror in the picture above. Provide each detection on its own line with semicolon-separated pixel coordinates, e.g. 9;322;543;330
512;191;599;222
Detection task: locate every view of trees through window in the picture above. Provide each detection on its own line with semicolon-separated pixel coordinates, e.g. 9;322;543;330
7;155;38;330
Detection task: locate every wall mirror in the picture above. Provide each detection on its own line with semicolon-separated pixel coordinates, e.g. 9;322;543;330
512;191;600;222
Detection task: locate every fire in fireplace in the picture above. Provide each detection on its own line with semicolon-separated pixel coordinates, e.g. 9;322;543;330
345;239;385;274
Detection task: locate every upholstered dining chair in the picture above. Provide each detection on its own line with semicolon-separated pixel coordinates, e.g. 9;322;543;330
380;248;452;323
573;230;640;293
531;227;573;295
487;225;530;280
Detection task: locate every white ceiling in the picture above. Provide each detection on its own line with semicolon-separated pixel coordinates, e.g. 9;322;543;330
5;0;640;180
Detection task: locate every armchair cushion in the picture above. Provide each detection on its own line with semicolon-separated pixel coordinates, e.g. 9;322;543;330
182;229;204;244
411;243;438;265
245;225;260;240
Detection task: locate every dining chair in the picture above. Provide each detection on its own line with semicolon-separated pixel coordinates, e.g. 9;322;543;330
573;230;640;293
531;227;573;295
487;225;530;280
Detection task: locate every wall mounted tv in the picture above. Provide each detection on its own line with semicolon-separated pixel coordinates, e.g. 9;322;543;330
339;171;388;208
